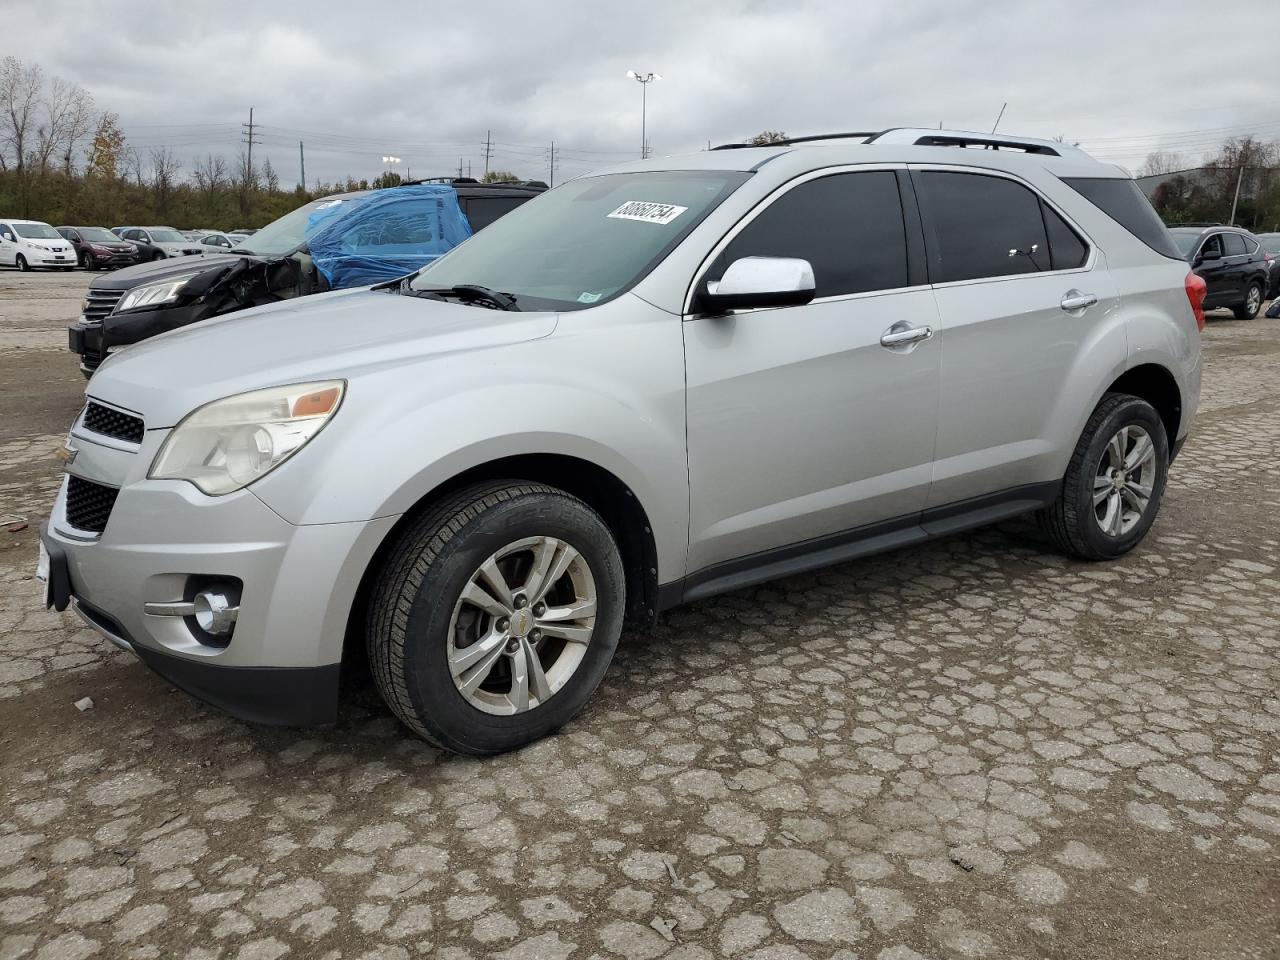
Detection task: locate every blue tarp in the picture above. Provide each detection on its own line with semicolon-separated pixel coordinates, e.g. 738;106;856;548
307;184;473;288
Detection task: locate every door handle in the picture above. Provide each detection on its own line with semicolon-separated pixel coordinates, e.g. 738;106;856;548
1060;290;1099;312
880;325;934;348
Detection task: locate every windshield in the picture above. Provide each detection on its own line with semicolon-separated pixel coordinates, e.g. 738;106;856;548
79;228;118;243
238;195;360;256
14;223;60;240
1259;235;1280;255
1169;231;1201;257
149;229;186;243
410;171;749;310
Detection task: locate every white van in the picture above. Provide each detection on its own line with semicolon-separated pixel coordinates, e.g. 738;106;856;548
0;219;77;271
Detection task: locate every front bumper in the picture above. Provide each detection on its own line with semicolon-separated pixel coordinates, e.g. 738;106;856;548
31;253;73;266
43;421;398;725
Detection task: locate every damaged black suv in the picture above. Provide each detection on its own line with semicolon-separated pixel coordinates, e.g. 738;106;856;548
68;178;546;375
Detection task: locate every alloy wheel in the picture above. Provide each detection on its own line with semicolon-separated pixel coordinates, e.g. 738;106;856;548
447;536;597;716
1093;424;1156;537
1246;285;1262;316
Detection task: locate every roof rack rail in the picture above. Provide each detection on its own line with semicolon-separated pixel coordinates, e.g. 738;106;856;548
866;128;1090;158
711;131;878;151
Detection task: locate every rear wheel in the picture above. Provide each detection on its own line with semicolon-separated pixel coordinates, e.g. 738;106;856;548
366;481;626;755
1038;393;1168;561
1235;281;1263;320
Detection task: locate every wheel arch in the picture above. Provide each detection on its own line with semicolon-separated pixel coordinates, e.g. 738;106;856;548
342;453;662;670
1105;363;1182;448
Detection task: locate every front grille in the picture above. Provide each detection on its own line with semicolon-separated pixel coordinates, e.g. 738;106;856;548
83;402;144;444
65;476;119;533
81;289;124;325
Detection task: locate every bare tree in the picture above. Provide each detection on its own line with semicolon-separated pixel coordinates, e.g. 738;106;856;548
748;130;788;145
261;155;280;193
193;152;228;197
149;146;182;217
1139;149;1188;178
34;74;96;174
121;143;145;187
234;149;258;215
0;56;43;173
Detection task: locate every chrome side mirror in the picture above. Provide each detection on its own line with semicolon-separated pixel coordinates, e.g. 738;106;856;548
702;256;816;313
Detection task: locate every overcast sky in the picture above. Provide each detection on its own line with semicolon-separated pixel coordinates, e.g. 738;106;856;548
7;0;1278;187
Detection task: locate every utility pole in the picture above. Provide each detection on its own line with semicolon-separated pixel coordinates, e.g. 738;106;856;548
626;71;661;159
482;130;492;177
1229;164;1245;226
458;156;463;179
547;141;558;187
241;107;261;181
298;141;305;190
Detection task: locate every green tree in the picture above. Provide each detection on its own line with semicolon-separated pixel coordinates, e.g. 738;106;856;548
748;131;787;145
482;169;520;183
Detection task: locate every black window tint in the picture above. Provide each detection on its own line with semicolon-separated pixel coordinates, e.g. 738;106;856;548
1223;233;1247;256
716;171;908;298
1244;237;1259;254
1041;202;1087;270
1201;234;1223;258
918;171;1050;283
464;197;525;232
1061;177;1183;260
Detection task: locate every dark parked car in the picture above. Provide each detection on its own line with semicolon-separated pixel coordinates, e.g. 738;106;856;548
1256;232;1280;299
69;178;546;375
55;226;140;270
1168;225;1269;320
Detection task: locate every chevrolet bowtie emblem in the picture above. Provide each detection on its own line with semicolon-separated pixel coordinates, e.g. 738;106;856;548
55;444;78;465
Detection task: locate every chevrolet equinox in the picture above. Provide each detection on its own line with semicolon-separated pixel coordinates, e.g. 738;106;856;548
40;128;1204;755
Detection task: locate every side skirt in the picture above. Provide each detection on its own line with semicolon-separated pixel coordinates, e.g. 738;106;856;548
658;481;1059;610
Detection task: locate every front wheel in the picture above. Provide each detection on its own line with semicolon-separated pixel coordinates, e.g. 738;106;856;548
1235;282;1263;320
1038;393;1169;561
15;254;29;272
366;481;626;755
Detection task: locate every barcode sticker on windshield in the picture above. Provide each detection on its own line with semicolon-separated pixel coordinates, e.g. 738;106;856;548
607;201;688;225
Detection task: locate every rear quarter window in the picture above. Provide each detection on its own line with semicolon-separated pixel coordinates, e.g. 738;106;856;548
1060;177;1183;260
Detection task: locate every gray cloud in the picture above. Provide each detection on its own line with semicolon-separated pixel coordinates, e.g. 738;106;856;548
6;0;1277;186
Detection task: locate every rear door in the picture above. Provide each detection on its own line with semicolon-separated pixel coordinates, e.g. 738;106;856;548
684;168;942;574
913;167;1119;508
1221;232;1251;303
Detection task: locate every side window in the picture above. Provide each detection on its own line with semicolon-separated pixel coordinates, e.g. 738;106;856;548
1223;233;1247;256
0;224;10;239
1244;237;1259;255
464;197;525;232
1200;234;1223;258
1041;203;1088;270
713;171;909;299
125;230;142;241
917;171;1053;282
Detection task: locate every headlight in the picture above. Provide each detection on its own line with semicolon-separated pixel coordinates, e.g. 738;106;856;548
149;381;345;495
115;273;204;313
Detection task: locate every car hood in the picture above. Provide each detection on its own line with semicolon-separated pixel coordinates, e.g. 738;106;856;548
87;289;559;427
89;253;253;290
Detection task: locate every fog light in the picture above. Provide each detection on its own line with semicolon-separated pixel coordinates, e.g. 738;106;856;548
193;591;238;636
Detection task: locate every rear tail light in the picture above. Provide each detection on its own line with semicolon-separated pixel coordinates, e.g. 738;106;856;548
1185;271;1207;331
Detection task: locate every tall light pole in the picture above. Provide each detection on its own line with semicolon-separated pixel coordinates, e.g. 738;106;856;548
626;70;661;159
381;155;401;182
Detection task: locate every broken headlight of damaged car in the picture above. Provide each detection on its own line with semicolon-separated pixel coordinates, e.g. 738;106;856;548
115;272;207;312
149;381;345;495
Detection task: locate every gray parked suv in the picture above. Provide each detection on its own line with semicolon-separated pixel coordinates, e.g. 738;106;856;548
39;129;1204;754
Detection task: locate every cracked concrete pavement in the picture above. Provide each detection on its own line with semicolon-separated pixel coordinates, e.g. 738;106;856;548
1;271;1277;959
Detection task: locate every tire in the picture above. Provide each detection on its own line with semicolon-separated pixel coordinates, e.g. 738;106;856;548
367;481;626;755
1234;281;1263;320
1037;393;1168;561
83;252;96;271
15;254;28;272
151;250;164;261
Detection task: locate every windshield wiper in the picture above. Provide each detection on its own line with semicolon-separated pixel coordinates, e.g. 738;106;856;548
400;280;520;311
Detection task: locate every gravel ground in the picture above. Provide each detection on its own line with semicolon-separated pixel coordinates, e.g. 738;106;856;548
1;270;1277;960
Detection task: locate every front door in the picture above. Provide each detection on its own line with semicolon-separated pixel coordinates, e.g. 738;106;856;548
684;169;941;574
912;168;1121;507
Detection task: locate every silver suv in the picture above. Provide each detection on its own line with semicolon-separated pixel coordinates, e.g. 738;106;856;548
40;129;1204;754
